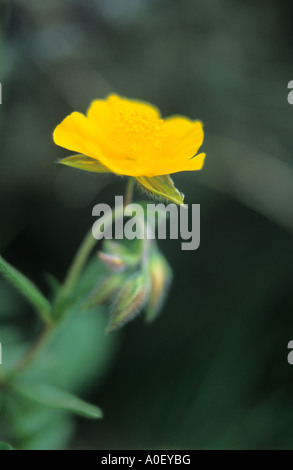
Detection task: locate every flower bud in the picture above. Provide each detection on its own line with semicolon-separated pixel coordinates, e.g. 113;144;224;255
107;271;150;333
83;273;126;309
98;240;140;272
145;248;172;323
98;252;126;272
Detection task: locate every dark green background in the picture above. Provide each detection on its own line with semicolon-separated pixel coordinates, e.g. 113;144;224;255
1;0;293;449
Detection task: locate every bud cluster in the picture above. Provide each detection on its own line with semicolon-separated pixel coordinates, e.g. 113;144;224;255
84;238;172;332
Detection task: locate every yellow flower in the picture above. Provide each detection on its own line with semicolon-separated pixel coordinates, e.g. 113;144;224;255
53;94;206;204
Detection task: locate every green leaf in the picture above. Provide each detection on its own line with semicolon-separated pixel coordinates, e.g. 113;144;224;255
44;272;61;299
0;441;13;450
136;175;185;205
2;389;73;450
0;255;52;325
58;154;110;173
14;384;103;419
17;260;118;394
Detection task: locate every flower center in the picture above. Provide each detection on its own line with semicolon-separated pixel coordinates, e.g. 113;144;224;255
113;111;164;155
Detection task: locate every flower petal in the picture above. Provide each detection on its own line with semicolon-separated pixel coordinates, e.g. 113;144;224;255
53;96;206;178
161;152;206;175
53;112;98;156
186;152;206;170
86;99;114;136
53;111;121;172
162;116;204;161
86;94;163;175
138;152;206;177
106;93;161;120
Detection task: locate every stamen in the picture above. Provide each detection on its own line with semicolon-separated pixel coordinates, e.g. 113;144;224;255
113;111;163;154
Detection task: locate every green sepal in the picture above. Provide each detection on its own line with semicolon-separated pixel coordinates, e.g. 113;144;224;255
58;154;110;173
83;272;126;309
107;271;150;333
145;247;172;323
136;175;185;205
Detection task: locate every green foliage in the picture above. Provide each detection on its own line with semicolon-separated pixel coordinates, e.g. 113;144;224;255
18;305;117;393
0;390;73;450
0;254;118;449
0;255;51;324
14;384;103;419
0;441;13;450
84;239;172;332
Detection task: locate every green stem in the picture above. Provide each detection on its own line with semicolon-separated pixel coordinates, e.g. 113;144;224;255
0;366;5;386
61;177;136;301
61;230;98;299
124;177;135;208
123;177;152;262
1;179;145;381
9;325;53;378
61;209;121;300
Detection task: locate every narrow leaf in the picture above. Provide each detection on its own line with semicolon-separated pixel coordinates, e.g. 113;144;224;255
0;255;51;324
58;154;110;173
14;384;103;419
136;175;185;205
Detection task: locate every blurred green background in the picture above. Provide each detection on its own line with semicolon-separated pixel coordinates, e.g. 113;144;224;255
1;0;293;450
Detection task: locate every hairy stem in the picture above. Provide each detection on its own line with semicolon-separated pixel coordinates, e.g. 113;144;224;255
124;177;135;208
61;177;136;302
8;325;53;379
61;230;98;299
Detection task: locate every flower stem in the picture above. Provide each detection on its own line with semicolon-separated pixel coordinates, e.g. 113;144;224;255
62;230;98;299
0;367;5;386
124;177;135;207
1;180;141;381
7;324;53;380
60;210;120;306
2;179;142;380
61;178;136;302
